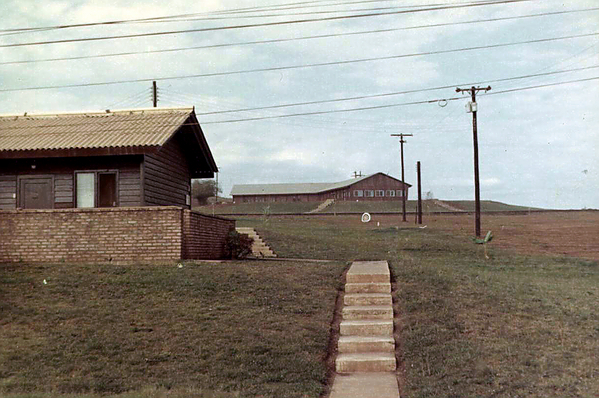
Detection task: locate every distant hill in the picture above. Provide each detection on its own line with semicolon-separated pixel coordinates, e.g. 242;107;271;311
195;199;540;215
444;200;541;212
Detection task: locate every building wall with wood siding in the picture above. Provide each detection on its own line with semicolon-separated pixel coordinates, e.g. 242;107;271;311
0;174;17;209
233;173;409;203
344;173;409;201
0;156;142;210
143;134;191;208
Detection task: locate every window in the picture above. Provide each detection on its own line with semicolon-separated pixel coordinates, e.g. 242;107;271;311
364;190;374;197
353;190;363;197
387;190;396;197
76;173;95;208
76;171;118;208
396;190;404;198
375;190;385;197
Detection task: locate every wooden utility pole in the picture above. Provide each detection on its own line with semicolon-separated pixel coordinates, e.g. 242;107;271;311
152;81;158;108
391;133;412;222
417;161;422;225
455;85;491;237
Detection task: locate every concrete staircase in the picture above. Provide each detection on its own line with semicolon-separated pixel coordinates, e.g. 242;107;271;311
306;198;335;214
235;227;276;258
336;261;396;373
329;261;399;398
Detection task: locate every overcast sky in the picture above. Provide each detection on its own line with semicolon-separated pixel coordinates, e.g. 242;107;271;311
1;0;597;209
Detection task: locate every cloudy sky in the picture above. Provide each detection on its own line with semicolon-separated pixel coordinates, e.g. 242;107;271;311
1;0;597;209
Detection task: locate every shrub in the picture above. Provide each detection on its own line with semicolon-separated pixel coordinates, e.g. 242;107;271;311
224;230;254;259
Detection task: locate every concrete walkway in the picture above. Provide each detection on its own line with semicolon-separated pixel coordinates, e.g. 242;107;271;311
329;260;399;398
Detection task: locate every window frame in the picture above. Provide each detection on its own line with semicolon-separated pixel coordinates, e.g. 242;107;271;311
74;170;119;208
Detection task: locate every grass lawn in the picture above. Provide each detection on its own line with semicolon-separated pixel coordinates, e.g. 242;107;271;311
0;260;346;398
242;214;599;397
446;200;540;212
197;200;537;216
3;213;598;398
195;202;319;215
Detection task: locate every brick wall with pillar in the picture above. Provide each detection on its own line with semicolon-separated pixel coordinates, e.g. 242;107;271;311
0;206;235;263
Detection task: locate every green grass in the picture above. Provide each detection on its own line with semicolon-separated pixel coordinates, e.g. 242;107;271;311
3;215;597;398
197;200;535;216
195;202;319;215
320;200;418;213
447;200;540;212
241;215;599;397
0;260;346;397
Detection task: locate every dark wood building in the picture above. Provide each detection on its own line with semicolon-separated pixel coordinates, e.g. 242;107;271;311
0;107;217;210
231;172;411;203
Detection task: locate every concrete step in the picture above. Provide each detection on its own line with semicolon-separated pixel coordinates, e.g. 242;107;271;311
346;261;390;284
342;305;393;320
336;352;396;373
329;373;400;398
236;228;276;258
340;320;393;336
338;336;395;353
345;283;391;294
344;293;392;307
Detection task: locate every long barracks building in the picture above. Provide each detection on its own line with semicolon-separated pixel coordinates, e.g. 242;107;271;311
231;172;410;203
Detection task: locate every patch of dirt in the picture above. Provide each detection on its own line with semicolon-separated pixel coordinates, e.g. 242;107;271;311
423;211;599;261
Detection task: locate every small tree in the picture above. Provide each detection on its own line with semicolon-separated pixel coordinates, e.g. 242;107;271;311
192;179;222;205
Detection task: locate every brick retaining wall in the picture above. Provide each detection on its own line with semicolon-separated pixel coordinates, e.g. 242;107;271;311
0;207;235;263
182;210;235;260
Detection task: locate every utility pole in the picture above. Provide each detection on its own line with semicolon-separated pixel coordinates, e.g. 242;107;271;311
152;81;158;108
417;161;422;225
390;133;412;222
455;85;491;237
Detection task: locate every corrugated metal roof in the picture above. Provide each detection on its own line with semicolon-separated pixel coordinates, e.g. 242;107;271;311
230;174;374;196
231;182;333;196
0;107;194;153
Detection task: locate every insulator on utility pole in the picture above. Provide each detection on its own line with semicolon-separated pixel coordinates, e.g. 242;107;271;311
455;85;491;237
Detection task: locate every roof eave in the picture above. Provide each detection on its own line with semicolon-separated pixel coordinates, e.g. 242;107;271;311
0;146;159;159
187;111;218;175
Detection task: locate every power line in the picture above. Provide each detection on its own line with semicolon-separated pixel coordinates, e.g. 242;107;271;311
0;0;535;48
201;76;599;124
2;32;597;93
0;3;480;37
202;97;464;124
482;76;599;97
103;88;152;109
191;65;599;115
188;0;514;17
1;76;595;131
0;0;530;35
2;7;597;66
0;0;402;34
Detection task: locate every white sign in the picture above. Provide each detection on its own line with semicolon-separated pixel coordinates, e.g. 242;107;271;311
361;213;371;223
